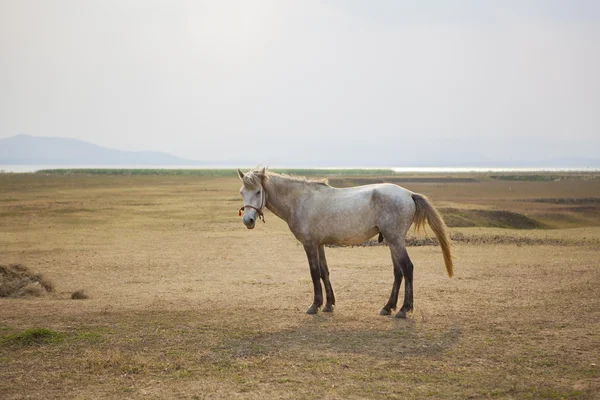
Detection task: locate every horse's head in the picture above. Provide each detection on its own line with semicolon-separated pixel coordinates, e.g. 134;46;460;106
238;167;266;229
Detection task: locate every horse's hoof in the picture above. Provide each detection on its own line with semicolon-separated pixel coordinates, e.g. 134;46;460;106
380;308;392;316
395;310;407;319
323;304;334;313
306;304;319;315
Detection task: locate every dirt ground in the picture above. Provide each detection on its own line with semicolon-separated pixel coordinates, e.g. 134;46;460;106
1;172;599;399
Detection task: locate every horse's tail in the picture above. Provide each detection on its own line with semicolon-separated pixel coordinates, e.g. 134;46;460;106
411;193;454;278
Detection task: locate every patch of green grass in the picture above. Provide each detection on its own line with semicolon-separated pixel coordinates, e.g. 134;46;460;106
172;368;192;378
1;328;64;346
76;331;103;342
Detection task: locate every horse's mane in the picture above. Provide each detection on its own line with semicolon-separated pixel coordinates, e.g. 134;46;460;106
242;167;329;189
270;171;330;187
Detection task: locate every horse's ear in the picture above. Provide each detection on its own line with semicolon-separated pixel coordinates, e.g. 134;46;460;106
258;167;267;184
237;169;245;180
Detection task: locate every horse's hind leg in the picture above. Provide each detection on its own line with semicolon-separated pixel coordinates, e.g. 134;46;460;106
381;243;414;318
318;245;335;312
380;247;404;315
396;250;414;319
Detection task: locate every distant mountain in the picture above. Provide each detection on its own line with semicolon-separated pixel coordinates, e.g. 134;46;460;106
0;134;203;166
1;134;598;169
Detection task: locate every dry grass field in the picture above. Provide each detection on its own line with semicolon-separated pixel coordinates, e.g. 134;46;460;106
1;171;599;399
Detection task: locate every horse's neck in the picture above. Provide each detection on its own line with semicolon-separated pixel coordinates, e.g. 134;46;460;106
264;176;306;223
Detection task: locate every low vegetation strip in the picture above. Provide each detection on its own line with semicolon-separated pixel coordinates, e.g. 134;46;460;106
520;197;600;204
37;168;239;176
273;168;396;176
329;177;479;187
439;208;545;229
327;231;593;248
0;264;54;298
490;174;562;181
490;173;599;181
36;168;397;176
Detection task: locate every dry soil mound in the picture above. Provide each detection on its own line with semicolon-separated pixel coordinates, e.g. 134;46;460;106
0;264;54;298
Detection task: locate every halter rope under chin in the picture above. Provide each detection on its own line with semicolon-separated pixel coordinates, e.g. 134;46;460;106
238;185;266;223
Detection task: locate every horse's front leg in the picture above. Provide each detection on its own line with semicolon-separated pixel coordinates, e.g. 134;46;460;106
303;243;323;314
318;245;335;312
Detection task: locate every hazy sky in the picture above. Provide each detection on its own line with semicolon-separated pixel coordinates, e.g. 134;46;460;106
1;1;599;166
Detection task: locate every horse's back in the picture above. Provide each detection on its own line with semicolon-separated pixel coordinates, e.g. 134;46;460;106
371;182;413;199
293;183;416;245
317;183;414;214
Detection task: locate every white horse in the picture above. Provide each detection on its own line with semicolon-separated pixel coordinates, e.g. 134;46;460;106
238;167;453;318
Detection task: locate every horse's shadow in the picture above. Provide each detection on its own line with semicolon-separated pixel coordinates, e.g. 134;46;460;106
219;316;461;360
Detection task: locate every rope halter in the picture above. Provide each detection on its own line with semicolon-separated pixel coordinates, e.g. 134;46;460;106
238;185;266;223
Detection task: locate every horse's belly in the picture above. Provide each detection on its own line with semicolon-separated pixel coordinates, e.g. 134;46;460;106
321;225;379;246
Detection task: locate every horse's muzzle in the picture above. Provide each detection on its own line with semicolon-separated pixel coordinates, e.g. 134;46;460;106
243;216;256;229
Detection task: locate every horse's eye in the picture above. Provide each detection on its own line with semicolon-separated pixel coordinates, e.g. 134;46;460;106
256;190;261;195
